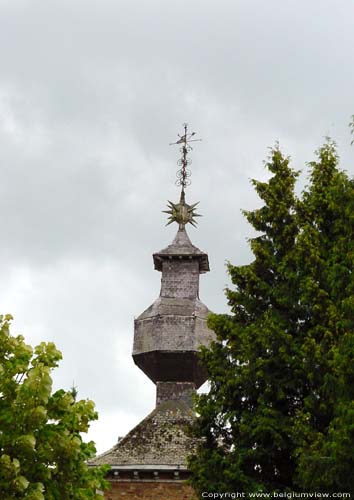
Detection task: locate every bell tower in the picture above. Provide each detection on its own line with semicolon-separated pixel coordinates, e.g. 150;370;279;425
91;125;215;500
134;124;214;407
133;224;213;407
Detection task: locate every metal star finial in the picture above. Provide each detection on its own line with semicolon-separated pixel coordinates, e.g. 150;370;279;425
164;124;202;228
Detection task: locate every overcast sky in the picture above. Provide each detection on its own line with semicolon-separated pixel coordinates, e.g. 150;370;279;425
1;0;353;453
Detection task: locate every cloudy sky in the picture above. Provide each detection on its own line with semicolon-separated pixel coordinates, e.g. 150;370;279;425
1;0;353;453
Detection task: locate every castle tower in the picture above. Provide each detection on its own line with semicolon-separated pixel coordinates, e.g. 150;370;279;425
91;125;215;500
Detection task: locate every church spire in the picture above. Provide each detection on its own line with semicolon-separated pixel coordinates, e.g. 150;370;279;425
163;124;202;228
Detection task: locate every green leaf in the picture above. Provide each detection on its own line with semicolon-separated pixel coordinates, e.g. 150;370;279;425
0;316;109;498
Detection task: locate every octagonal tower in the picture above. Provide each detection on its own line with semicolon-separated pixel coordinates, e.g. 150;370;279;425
133;124;215;408
133;224;214;406
91;125;215;499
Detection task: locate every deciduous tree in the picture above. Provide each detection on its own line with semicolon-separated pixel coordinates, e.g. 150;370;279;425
0;315;109;499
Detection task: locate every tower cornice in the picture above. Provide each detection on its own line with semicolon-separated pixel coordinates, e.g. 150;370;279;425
153;227;209;273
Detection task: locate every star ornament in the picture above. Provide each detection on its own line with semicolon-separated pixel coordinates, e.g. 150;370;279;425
163;200;202;227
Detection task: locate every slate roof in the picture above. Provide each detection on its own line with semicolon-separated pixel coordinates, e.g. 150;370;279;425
89;399;198;468
153;227;209;273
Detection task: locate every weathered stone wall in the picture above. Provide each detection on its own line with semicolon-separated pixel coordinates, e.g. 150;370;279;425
104;480;197;500
156;381;196;407
161;260;200;298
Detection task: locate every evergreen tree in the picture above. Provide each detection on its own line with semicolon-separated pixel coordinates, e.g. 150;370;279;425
0;315;109;500
293;142;354;491
189;142;354;494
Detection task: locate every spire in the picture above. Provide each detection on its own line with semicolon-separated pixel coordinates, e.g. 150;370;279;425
163;124;202;228
89;123;216;486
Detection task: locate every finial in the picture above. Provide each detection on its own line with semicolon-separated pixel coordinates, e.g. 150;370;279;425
163;124;202;228
169;123;202;193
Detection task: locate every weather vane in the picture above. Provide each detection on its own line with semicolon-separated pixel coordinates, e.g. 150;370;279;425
164;123;202;228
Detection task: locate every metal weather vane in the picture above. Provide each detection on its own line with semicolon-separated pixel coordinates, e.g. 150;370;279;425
164;123;202;228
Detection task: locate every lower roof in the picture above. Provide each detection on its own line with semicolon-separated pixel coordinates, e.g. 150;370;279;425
89;399;199;468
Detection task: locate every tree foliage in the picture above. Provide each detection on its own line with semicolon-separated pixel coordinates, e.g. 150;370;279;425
0;315;109;499
189;141;354;494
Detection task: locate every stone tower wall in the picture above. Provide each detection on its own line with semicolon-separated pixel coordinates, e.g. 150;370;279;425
160;260;200;298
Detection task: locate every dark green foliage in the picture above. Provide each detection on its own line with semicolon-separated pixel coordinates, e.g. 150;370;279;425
0;315;109;499
189;142;354;494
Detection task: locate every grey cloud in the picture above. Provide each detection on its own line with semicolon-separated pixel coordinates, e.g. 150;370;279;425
0;0;353;452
